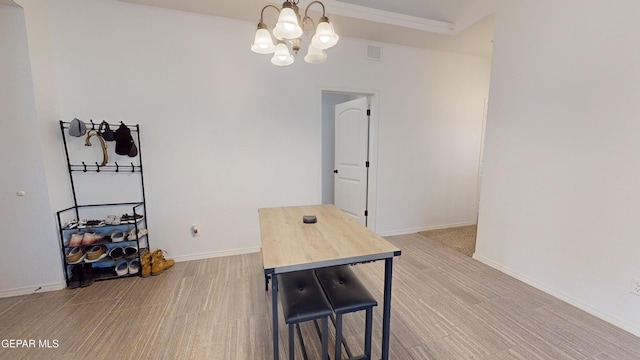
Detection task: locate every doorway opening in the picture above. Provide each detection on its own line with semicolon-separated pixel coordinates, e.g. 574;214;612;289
321;89;378;229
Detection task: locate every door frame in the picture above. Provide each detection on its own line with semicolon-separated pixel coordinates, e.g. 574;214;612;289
319;86;380;232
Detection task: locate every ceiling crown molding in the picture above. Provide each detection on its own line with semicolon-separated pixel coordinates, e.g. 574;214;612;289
266;0;456;35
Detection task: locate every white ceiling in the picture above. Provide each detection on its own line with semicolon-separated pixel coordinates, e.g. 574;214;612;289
2;0;496;57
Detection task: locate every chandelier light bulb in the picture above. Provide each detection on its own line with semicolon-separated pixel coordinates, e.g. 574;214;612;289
311;17;339;50
251;25;276;54
271;41;294;66
304;45;327;64
274;5;303;39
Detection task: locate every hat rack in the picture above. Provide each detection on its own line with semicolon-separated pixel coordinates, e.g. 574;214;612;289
59;120;142;173
56;118;150;288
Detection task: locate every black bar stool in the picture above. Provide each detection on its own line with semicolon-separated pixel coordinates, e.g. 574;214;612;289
315;265;378;360
279;270;333;360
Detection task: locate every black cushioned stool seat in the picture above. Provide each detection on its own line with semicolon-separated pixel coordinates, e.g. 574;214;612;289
279;270;333;360
315;265;378;360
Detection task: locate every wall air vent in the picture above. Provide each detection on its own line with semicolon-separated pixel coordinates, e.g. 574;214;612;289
366;44;383;61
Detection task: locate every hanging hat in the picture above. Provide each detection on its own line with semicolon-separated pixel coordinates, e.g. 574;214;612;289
69;118;87;137
128;139;138;157
98;121;115;141
114;122;133;155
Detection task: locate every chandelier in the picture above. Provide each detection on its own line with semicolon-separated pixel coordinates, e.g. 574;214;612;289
251;0;339;66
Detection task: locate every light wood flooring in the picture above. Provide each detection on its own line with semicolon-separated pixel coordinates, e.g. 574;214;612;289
1;233;640;359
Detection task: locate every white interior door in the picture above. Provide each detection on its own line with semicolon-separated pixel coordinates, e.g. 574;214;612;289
334;97;369;224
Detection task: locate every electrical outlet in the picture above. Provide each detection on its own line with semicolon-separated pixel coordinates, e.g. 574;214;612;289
630;277;640;296
191;224;200;237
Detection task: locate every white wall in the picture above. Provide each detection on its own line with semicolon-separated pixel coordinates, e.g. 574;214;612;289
476;0;640;335
0;5;63;295
1;0;490;294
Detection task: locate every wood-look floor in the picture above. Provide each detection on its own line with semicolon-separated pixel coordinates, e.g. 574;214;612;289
1;233;640;359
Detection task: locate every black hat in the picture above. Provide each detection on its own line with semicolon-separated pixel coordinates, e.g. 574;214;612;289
98;121;115;141
114;122;133;156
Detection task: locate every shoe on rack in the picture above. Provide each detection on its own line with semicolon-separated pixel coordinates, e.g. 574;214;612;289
115;259;129;276
80;264;95;287
151;249;174;276
110;229;126;243
66;246;84;264
128;227;148;241
121;213;143;223
140;251;151;278
123;246;138;259
86;245;108;262
68;265;81;289
69;233;83;247
82;231;105;246
109;246;124;260
128;259;140;274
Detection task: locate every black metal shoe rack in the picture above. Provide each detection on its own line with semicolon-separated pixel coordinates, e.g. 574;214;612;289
56;120;151;287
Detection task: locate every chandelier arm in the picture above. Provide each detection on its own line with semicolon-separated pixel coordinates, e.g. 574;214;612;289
301;16;316;34
304;0;327;18
260;4;282;22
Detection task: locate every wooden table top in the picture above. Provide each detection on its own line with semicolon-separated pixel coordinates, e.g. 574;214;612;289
259;204;401;274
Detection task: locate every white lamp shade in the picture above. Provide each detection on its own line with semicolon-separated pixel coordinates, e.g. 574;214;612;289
311;21;339;49
271;42;294;66
304;45;327;64
274;7;302;39
251;28;276;54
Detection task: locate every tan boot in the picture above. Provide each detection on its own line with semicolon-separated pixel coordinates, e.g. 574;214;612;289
140;251;151;278
151;249;174;276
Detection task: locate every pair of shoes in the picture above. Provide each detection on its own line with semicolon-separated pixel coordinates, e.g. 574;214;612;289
69;233;83;247
151;249;174;276
115;259;140;276
85;245;108;262
66;247;85;264
109;246;138;260
127;227;147;241
82;231;104;245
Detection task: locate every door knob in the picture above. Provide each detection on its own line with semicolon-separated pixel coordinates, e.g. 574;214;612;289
333;169;338;174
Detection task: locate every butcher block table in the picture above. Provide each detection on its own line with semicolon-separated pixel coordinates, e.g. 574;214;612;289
259;204;401;360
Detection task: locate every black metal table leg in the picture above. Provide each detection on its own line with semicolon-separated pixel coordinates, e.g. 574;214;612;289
271;272;279;360
382;258;394;360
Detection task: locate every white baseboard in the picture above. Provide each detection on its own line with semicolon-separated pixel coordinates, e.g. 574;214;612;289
0;282;65;299
473;253;640;338
172;246;261;263
378;221;477;237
